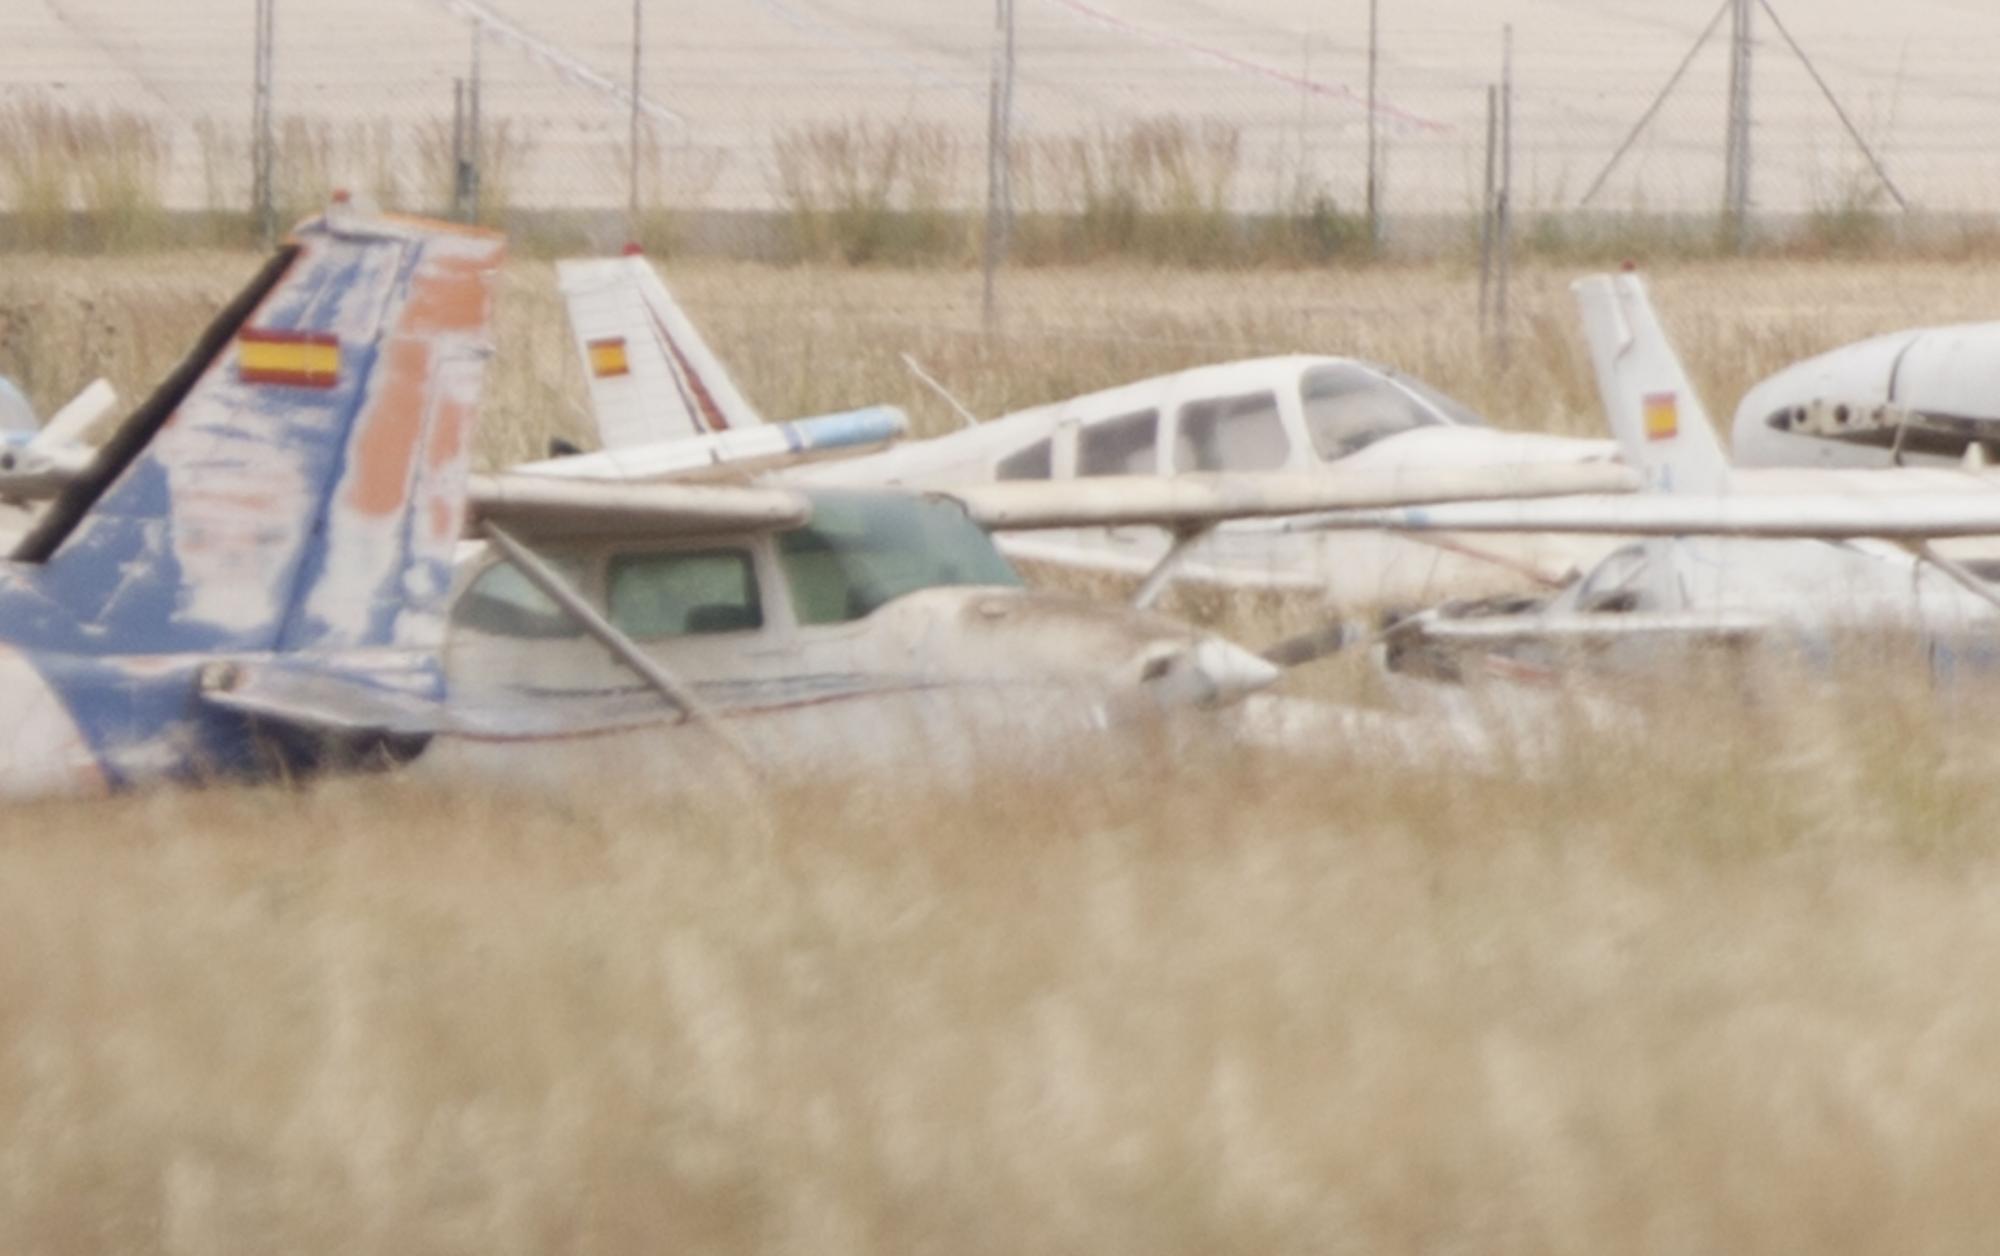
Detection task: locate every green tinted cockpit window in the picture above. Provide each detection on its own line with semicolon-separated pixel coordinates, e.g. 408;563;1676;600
454;557;588;640
608;548;763;638
779;492;1022;626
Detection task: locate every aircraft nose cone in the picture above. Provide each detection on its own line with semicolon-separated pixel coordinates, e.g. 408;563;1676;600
1192;638;1283;703
1130;636;1281;709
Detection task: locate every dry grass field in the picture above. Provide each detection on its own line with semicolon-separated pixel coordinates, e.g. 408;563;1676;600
5;252;2000;1250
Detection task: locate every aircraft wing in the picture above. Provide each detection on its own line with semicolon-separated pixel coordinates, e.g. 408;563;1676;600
943;463;1640;531
514;406;906;483
199;653;452;736
1286;492;2000;540
467;473;810;539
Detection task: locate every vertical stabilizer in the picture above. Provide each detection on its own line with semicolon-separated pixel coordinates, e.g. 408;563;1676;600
559;252;764;450
1572;272;1735;613
1573;273;1732;496
3;210;504;657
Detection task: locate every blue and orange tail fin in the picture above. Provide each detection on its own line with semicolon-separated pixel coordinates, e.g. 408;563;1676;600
6;206;504;656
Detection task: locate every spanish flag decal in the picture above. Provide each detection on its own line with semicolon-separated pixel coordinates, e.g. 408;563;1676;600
238;329;341;389
587;336;631;379
1642;391;1679;442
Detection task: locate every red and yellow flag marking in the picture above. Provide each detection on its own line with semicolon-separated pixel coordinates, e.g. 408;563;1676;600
238;329;341;389
587;336;631;379
1642;391;1679;442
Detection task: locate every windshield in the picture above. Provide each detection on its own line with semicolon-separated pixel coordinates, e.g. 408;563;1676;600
779;491;1022;625
1298;363;1449;460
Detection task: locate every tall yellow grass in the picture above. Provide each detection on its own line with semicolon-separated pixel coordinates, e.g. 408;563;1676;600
7;670;2000;1252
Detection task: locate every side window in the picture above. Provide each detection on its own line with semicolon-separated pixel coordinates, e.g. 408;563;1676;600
1075;408;1158;477
607;549;763;638
1300;364;1440;461
454;559;586;640
1174;392;1289;472
996;438;1052;481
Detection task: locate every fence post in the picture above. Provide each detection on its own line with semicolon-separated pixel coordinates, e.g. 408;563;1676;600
1365;0;1380;246
1495;26;1514;365
1722;0;1754;249
982;0;1017;333
628;0;644;242
251;0;275;244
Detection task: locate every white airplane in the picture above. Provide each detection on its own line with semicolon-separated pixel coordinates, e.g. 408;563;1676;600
1735;321;2000;471
1285;272;2000;681
550;252;1628;609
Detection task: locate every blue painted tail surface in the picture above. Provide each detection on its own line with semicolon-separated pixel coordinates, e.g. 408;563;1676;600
0;210;505;658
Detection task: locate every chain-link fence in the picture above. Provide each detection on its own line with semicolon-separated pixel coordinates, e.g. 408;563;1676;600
0;0;1990;257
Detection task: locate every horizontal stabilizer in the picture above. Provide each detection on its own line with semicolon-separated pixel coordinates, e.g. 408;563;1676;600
199;654;451;737
467;472;810;538
1288;492;2000;540
947;463;1640;532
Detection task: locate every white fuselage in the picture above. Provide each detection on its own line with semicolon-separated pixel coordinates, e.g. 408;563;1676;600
795;355;1620;607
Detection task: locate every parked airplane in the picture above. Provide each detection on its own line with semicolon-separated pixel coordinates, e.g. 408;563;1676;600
1283;272;2000;681
0;211;1640;800
1734;321;2000;470
551;251;1628;607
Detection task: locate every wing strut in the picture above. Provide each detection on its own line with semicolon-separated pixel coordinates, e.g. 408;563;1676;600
1132;525;1213;610
481;522;761;770
1909;541;2000;616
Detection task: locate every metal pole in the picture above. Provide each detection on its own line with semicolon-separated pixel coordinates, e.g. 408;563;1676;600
981;0;1017;333
1722;0;1753;249
481;522;760;770
452;78;468;219
1577;0;1732;208
468;20;484;222
1477;84;1497;336
1495;26;1514;364
1365;0;1380;246
1757;0;1908;211
628;0;644;241
252;0;275;245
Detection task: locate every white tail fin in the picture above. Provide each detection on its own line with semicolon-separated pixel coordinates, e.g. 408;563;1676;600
1572;273;1731;496
558;252;763;450
0;378;33;437
1572;272;1736;614
34;379;115;452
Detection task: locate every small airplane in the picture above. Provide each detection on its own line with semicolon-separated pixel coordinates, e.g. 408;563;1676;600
0;210;1637;801
1734;321;2000;471
1283;272;2000;681
549;250;1629;608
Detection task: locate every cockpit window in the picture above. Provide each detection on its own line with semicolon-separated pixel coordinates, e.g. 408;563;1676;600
454;558;587;640
1075;408;1158;476
608;548;763;638
779;491;1021;626
1174;391;1289;472
1300;363;1450;461
996;438;1053;481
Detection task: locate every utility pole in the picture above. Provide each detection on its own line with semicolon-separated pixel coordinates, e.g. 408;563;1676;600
982;0;1017;332
251;0;275;244
629;0;644;241
1365;0;1380;246
1721;0;1754;250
